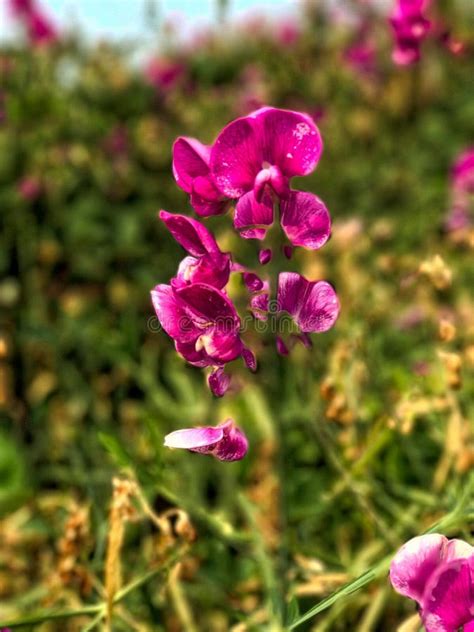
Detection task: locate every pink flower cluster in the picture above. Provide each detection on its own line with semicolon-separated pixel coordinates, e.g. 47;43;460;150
153;107;340;460
8;0;58;47
390;534;474;631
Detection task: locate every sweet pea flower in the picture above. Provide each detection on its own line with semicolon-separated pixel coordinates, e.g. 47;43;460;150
164;419;248;461
151;282;242;367
159;211;230;290
234;190;331;249
151;282;255;395
172;137;229;217
389;0;432;65
210;107;323;203
277;272;340;334
390;534;474;632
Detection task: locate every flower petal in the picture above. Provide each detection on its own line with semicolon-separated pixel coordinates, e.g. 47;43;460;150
259;248;272;265
172;137;211;194
390;534;449;604
159;210;221;258
242;346;257;372
164;425;224;450
234;191;274;240
174;340;210;367
258;107;323;178
277;272;340;333
422;556;474;632
280;191;331;250
243;272;264;293
176;283;240;327
210;115;261;198
151;284;196;343
164;419;248;461
208;367;231;397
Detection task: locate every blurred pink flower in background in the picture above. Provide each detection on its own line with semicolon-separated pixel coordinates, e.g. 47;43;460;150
144;57;185;93
389;0;432;65
17;176;41;201
275;19;301;48
8;0;58;47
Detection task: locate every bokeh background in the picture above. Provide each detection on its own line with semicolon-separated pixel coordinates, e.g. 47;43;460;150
0;0;473;630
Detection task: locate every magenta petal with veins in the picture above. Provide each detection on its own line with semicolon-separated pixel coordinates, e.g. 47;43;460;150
210;106;322;200
277;272;340;334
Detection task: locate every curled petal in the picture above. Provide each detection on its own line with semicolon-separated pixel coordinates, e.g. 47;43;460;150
276;336;289;356
176;283;240;327
422;556;474;632
250;292;269;321
259;248;272;265
208;367;231;397
164;419;248;461
175;340;210;367
172;137;211;194
243;272;264;292
196;328;243;364
234;191;274;240
254;164;290;201
277;272;340;333
280;191;331;250
242;346;257;372
174;253;230;290
151;284;196;343
159;211;221;258
191;175;228;217
390;534;450;604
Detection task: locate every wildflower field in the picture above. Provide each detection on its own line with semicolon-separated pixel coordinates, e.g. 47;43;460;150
0;1;473;630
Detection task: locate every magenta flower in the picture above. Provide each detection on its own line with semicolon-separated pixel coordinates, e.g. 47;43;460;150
234;190;331;249
277;272;340;333
172;137;229;217
159;211;230;290
389;0;432;65
210;107;323;203
151;282;243;368
390;534;474;631
164;419;248;461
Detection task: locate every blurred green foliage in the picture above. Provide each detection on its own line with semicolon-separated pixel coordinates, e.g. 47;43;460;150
0;2;473;629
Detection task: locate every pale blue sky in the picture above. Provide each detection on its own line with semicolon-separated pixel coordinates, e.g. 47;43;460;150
0;0;297;43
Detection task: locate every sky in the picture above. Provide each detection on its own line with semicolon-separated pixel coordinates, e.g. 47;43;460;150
0;0;297;44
